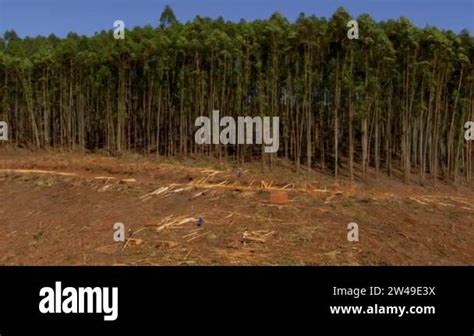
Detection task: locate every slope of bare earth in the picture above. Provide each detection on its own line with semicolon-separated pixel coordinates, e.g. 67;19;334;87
0;149;472;265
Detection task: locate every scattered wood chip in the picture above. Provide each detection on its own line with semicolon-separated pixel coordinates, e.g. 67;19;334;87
140;184;177;200
0;169;77;177
98;184;112;192
155;240;179;249
121;178;136;183
94;176;116;180
121;238;144;251
172;186;193;193
154;216;196;232
192;190;207;199
187;231;211;242
242;230;275;244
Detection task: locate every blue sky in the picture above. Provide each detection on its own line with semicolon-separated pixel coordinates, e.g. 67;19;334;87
0;0;472;38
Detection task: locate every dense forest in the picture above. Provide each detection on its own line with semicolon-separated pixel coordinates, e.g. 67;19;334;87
0;6;473;183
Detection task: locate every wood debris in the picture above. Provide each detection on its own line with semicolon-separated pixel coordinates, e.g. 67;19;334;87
0;169;77;177
242;230;275;244
94;176;116;180
186;231;211;242
139;184;177;201
98;184;112;192
121;178;136;183
155;240;179;249
121;238;144;251
140;184;194;200
153;215;196;232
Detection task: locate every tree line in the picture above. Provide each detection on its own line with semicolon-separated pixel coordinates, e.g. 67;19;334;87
0;6;472;183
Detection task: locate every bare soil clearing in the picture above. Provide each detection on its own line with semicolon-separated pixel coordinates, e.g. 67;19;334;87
0;150;472;265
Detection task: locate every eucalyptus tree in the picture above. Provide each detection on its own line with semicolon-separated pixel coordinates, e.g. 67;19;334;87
0;6;472;184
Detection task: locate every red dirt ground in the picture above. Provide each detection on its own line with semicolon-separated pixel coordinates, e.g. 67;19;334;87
0;149;472;265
